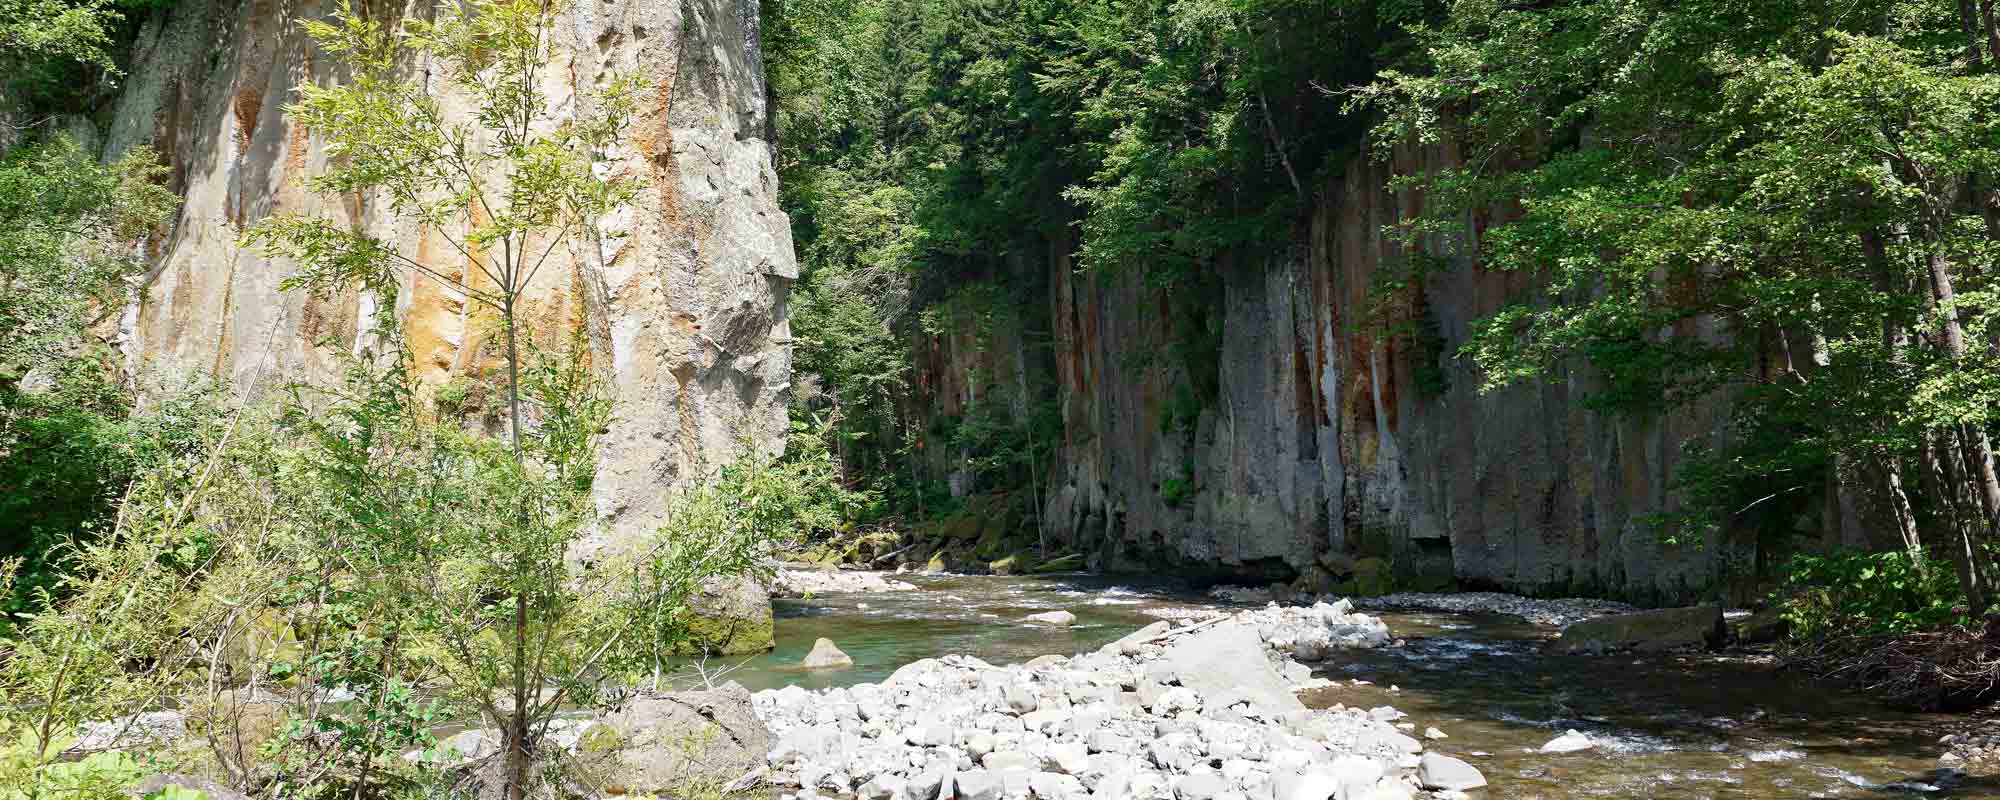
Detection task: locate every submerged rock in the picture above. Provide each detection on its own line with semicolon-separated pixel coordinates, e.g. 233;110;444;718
1022;610;1079;626
1555;604;1725;654
803;638;855;669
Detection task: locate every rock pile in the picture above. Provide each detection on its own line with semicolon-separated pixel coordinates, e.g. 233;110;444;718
752;601;1479;799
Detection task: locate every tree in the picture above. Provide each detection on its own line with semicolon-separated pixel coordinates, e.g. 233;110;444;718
1354;0;2000;616
243;0;644;793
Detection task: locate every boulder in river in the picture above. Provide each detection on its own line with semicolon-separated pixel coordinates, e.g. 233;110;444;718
1540;729;1596;753
1555;604;1725;654
802;637;855;669
1021;610;1078;626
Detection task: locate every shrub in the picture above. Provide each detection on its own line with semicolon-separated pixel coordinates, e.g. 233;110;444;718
1777;549;1968;640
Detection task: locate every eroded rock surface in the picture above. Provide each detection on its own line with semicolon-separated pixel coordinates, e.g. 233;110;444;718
103;0;793;652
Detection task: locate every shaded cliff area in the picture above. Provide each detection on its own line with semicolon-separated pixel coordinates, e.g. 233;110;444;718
908;148;1767;606
766;0;1967;607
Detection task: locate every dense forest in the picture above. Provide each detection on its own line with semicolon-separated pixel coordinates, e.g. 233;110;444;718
768;0;2000;645
4;0;2000;795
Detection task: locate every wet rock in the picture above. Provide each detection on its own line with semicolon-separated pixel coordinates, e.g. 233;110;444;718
1731;607;1790;645
803;638;855;669
1023;610;1079;626
1540;729;1596;754
1417;753;1486;790
1556;604;1726;653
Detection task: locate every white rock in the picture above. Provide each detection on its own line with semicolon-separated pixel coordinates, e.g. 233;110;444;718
1032;771;1088;800
803;637;856;669
1541;729;1596;754
1417;753;1487;791
1023;610;1079;626
1047;742;1090;775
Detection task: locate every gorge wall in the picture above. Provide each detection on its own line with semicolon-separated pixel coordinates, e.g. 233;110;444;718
100;0;795;549
915;144;1889;607
94;0;793;646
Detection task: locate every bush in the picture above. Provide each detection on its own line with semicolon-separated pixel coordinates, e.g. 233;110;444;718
1777;549;1968;640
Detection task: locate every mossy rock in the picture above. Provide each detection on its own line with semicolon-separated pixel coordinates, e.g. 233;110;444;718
1296;565;1338;595
672;576;775;655
221;608;301;685
1029;553;1084;574
989;550;1039;575
974;525;1022;561
935;513;984;541
187;688;288;773
1350;557;1394;596
924;551;948;573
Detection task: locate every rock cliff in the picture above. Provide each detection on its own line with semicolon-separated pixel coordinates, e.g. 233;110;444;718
101;0;793;647
914;144;1838;606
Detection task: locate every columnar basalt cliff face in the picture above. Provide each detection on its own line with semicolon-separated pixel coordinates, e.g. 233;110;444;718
919;146;1843;606
103;0;795;560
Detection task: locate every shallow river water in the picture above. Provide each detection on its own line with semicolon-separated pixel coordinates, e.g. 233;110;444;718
677;572;1992;799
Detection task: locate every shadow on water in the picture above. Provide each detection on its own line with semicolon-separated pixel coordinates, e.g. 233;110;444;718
1307;611;1994;799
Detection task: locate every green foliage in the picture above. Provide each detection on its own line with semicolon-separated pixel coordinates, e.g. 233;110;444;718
0;134;180;633
767;0;1398;516
1779;549;1968;640
1356;0;2000;613
0;721;151;800
1158;461;1195;508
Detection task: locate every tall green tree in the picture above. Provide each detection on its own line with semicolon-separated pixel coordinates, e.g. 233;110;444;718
1355;0;2000;614
243;0;643;792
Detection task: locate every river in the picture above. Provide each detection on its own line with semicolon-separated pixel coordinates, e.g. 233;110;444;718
676;572;1991;798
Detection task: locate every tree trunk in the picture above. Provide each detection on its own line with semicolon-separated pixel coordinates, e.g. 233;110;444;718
502;299;531;800
1926;246;2000;615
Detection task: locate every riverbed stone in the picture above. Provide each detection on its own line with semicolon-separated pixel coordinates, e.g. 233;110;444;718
1540;729;1596;754
957;769;1001;800
1176;772;1225;800
1033;770;1088;800
1024;610;1079;626
1556;604;1726;654
1048;741;1091;775
1417;753;1486;791
1161;623;1306;715
804;638;855;669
